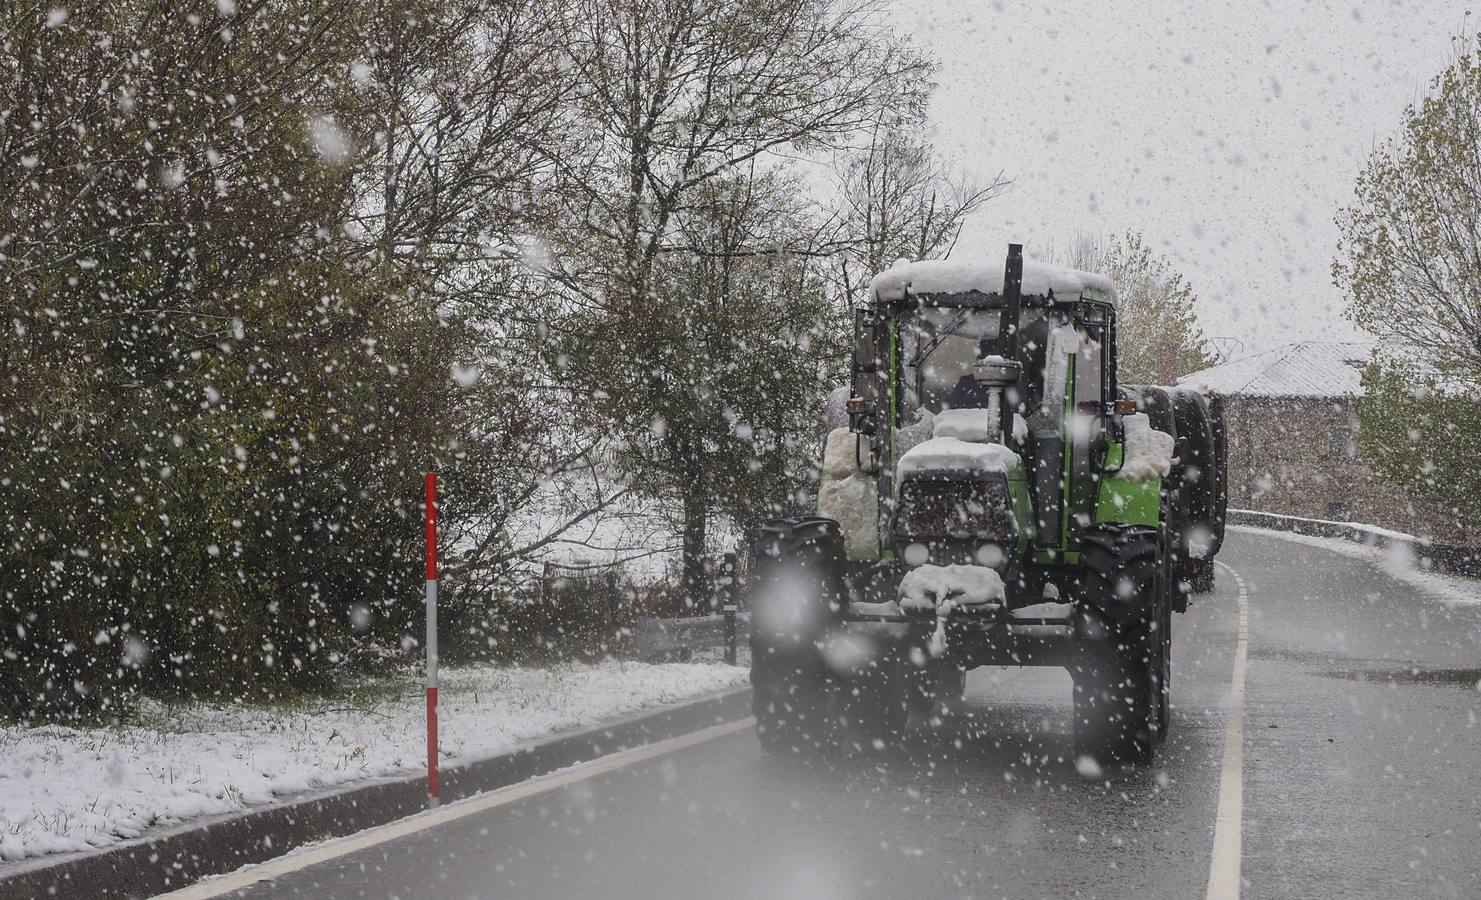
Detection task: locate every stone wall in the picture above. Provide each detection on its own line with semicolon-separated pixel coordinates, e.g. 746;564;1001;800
1222;395;1465;543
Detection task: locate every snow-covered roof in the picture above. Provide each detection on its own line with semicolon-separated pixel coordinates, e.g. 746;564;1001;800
871;256;1116;303
1178;341;1372;399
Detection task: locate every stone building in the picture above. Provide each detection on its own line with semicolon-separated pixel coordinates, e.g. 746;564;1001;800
1177;341;1461;542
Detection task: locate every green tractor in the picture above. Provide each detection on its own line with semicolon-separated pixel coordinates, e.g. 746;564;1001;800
749;244;1227;764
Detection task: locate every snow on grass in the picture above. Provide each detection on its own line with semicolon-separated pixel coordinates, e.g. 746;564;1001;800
0;660;746;862
1228;524;1481;608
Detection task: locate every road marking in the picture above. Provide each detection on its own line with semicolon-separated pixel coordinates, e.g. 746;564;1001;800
1206;562;1249;900
157;717;756;899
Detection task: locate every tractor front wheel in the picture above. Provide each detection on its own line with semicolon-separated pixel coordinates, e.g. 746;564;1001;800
1071;525;1169;764
749;518;847;757
835;649;909;753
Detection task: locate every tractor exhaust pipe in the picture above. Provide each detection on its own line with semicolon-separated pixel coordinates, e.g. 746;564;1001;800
1001;243;1024;442
1003;243;1023;357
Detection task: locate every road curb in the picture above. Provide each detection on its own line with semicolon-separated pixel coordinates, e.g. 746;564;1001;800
0;684;752;900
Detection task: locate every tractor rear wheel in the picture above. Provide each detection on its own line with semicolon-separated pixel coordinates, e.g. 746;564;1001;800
749;518;846;757
1071;525;1169;764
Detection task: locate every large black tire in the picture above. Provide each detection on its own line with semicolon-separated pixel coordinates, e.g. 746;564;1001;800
1207;393;1229;549
752;645;835;756
834;648;909;753
1169;389;1219;611
1071;525;1170;764
749;518;846;756
908;659;967;721
1190;557;1216;594
1169;391;1216;519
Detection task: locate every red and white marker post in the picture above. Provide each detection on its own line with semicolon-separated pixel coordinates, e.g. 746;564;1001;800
424;471;440;809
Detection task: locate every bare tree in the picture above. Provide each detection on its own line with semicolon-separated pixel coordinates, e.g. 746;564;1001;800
1336;33;1481;537
339;1;651;591
1336;34;1481;385
1048;232;1214;384
828;125;1008;304
542;0;932;603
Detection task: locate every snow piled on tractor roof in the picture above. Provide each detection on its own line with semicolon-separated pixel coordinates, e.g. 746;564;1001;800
871;256;1116;302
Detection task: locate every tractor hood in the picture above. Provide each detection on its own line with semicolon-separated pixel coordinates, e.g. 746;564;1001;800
891;426;1024;563
896;408;1023;479
897;436;1020;479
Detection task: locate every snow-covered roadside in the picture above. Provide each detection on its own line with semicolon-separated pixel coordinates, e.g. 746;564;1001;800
1228;524;1481;608
0;660;747;863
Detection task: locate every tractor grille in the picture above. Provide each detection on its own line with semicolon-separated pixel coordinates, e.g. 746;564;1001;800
893;474;1019;544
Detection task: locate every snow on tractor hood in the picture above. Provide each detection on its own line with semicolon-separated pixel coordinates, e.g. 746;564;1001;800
931;407;994;442
870;256;1116;303
897;436;1021;479
932;406;1029;444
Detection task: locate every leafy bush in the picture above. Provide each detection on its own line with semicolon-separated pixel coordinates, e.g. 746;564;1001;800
0;4;461;718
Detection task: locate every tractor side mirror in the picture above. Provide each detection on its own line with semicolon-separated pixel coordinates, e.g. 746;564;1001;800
846;396;877;437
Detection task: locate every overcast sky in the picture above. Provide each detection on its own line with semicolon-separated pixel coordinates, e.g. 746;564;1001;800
894;0;1474;358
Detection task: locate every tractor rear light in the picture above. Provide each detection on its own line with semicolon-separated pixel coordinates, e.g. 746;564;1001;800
846;397;867;412
1113;398;1137;415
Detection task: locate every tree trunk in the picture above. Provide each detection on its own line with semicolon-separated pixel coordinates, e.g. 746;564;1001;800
679;433;708;612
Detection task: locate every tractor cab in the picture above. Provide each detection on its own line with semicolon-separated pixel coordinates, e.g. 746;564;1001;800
849;249;1122;567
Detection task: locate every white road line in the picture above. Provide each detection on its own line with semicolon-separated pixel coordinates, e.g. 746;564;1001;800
1205;562;1249;900
157;717;756;899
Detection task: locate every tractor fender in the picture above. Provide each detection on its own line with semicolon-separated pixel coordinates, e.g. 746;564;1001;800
1120;385;1182;523
1121;385;1179;445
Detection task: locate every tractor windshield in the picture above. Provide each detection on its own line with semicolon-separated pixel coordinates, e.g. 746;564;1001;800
903;306;1000;411
901;304;1049;415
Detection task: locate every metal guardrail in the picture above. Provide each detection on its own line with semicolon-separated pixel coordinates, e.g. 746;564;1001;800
1228;508;1481;577
634;612;749;662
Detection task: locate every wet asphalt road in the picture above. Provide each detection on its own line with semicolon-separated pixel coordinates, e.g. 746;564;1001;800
225;529;1481;899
